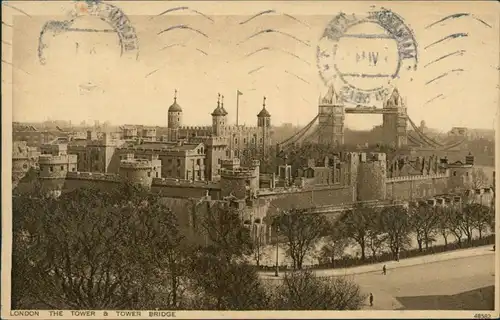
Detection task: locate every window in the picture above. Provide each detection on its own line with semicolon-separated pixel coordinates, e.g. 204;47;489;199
72;167;76;172
260;138;263;143
235;138;238;144
156;172;159;178
453;171;457;176
177;159;181;166
243;138;247;143
465;172;469;176
226;150;230;157
50;166;53;172
22;164;28;169
148;172;151;177
197;159;201;166
218;159;221;164
61;166;64;171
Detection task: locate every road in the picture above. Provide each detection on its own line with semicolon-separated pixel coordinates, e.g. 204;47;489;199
353;252;496;310
260;247;496;310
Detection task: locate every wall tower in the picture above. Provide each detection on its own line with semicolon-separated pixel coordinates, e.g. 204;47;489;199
257;96;271;158
318;85;345;146
382;88;408;148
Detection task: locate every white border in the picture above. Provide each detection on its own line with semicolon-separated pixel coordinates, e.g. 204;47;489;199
1;1;499;319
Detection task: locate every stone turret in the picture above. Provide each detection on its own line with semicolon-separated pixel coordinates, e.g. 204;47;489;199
212;93;227;136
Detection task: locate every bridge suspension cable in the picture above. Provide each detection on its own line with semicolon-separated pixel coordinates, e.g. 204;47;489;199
278;114;318;148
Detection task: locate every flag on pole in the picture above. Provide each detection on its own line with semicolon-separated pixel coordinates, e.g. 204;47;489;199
237;90;243;96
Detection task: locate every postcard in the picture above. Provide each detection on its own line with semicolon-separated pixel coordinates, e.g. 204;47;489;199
2;0;499;319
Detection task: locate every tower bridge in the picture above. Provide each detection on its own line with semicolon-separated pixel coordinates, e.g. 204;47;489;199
276;86;467;153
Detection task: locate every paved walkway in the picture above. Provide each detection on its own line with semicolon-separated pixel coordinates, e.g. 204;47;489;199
259;245;495;279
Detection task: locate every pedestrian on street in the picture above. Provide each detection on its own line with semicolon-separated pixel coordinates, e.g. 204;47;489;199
382;265;387;275
369;293;374;307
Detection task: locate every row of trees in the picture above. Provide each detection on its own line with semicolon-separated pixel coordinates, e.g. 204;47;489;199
268;199;495;270
12;183;366;310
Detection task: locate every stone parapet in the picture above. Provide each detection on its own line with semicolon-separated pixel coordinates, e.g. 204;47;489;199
39;154;77;164
386;173;449;182
257;184;348;196
120;159;153;169
66;171;123;182
153;177;219;189
221;168;256;179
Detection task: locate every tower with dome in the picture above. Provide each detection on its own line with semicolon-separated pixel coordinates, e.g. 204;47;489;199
165;90;273;174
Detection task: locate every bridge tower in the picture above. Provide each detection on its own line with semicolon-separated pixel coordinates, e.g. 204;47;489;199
318;85;345;146
382;88;408;148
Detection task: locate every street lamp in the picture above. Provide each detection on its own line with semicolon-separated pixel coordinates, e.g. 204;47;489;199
275;222;280;277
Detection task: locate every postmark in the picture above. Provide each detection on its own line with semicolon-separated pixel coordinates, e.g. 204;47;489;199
38;0;139;65
317;8;418;105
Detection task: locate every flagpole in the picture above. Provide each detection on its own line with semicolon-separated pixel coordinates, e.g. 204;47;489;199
236;90;240;126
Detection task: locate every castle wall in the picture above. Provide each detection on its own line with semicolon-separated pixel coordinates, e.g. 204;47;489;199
152;178;220;199
257;185;353;216
386;174;450;201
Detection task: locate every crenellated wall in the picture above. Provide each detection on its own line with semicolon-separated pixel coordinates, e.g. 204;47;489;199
386;173;450;201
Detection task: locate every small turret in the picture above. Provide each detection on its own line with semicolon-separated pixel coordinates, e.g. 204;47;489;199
257;96;271;127
168;89;182;129
212;93;226;136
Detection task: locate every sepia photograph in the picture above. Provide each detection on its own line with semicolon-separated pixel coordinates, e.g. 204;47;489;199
1;0;499;319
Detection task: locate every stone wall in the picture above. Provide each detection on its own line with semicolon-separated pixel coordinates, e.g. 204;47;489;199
256;185;353;216
386;175;450;201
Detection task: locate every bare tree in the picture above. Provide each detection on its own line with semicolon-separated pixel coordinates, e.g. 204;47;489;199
188;250;269;310
436;206;452;247
275;209;330;270
317;228;350;267
366;224;386;260
336;204;374;260
271;270;366;310
200;205;254;261
465;203;492;240
408;203;439;251
12;184;191;310
379;205;412;260
471;168;489;189
447;205;476;245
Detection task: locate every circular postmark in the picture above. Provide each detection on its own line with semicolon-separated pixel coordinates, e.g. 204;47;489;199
317;8;418;105
38;0;139;65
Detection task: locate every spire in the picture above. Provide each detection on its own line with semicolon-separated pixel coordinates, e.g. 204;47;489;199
257;96;271;118
221;94;228;115
168;89;182;112
212;93;224;116
321;84;339;105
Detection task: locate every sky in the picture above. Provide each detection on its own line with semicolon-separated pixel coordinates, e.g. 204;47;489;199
4;1;500;131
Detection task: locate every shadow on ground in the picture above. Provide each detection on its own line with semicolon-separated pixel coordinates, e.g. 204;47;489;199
396;286;495;310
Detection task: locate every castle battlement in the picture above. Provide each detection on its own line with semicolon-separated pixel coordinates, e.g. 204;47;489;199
120;159;153;169
152;177;220;189
386;172;449;182
179;126;212;131
205;136;228;146
257;184;348;196
220;168;256;179
39;154;77;164
66;171;123;182
226;125;258;132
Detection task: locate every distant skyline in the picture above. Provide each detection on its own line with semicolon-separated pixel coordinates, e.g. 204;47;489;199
6;1;499;132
